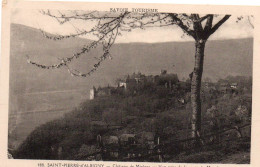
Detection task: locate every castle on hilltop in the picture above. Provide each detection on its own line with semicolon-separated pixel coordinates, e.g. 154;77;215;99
90;70;179;100
90;85;116;100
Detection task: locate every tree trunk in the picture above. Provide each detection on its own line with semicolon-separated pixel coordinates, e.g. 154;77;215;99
191;39;206;144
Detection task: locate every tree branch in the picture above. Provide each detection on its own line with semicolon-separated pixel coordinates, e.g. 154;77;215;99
29;12;232;78
28;16;124;69
168;13;195;39
123;14;172;30
204;15;213;32
40;10;120;24
191;14;203;39
40;28;95;40
198;14;212;23
208;15;231;36
65;24;120;77
247;16;254;29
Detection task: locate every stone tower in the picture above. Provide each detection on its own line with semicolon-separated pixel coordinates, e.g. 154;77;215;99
90;86;96;100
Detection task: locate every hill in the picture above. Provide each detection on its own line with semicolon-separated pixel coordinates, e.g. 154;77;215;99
13;75;252;162
8;23;253;148
10;24;253;94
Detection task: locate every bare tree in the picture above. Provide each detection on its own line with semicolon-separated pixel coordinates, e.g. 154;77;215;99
27;10;247;144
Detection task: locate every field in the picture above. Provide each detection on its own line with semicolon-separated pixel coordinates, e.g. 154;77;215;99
9;90;89;149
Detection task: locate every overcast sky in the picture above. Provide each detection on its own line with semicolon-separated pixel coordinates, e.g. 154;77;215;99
11;9;254;43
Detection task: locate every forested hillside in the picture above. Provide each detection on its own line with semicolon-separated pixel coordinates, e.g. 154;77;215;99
13;73;252;163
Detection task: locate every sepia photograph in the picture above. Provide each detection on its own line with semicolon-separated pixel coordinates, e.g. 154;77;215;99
1;1;259;166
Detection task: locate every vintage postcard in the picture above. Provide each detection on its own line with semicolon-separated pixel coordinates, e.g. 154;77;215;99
1;0;260;167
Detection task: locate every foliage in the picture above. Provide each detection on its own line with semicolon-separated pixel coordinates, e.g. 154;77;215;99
14;75;252;160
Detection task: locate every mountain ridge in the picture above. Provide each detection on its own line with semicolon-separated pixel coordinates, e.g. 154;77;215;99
9;23;253;109
13;23;252;44
8;23;253;148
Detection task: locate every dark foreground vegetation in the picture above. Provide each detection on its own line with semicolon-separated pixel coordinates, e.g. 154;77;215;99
13;73;252;163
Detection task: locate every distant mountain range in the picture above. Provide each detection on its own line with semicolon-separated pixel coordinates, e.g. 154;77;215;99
8;23;253;147
9;22;253;112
